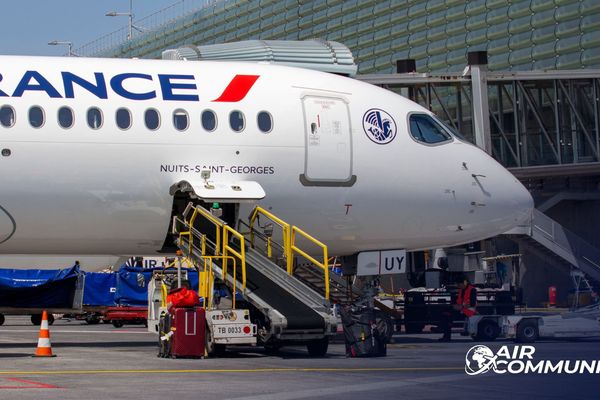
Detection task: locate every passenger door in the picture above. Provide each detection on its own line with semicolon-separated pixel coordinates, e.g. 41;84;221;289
300;95;355;186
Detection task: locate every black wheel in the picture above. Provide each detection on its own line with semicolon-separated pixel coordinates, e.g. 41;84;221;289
307;336;329;357
112;320;124;328
85;314;100;325
474;319;500;342
0;313;4;326
31;314;42;326
404;322;424;334
48;314;55;325
516;320;539;343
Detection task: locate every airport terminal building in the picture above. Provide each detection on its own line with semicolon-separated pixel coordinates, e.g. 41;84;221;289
81;0;600;306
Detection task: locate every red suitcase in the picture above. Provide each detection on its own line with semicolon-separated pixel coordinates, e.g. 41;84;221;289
170;307;206;358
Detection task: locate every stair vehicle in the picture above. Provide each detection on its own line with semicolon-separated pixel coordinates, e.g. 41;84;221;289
168;203;337;356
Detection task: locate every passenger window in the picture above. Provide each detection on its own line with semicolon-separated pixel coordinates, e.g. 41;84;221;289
145;109;160;131
29;106;45;128
116;108;131;130
58;107;74;129
257;111;273;133
0;105;15;128
229;110;245;132
201;110;217;132
409;114;452;144
173;109;189;131
87;107;103;130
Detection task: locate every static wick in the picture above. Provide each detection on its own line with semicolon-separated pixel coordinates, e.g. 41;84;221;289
344;204;352;215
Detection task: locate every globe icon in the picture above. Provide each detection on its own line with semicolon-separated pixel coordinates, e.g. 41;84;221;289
465;345;495;375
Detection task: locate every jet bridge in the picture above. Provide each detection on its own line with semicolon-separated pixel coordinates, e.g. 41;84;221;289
172;203;337;355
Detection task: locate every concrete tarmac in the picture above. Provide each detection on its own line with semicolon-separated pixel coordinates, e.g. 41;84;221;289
0;316;598;399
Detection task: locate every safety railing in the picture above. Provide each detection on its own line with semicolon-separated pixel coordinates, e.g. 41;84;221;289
247;206;330;300
173;203;247;303
198;255;241;310
248;207;293;273
183;203;224;256
291;226;330;301
160;282;168;308
223;226;246;292
165;257;195;269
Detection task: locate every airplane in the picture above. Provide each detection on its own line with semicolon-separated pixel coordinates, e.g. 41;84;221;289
0;55;532;268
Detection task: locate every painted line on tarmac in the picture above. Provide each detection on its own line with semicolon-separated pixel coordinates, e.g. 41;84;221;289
0;378;61;389
0;367;463;376
0;329;152;334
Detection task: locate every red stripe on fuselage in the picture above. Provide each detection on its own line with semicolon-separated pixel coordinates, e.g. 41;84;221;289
212;75;259;102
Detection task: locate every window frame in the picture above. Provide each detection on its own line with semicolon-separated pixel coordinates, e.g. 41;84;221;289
229;110;245;133
144;108;161;131
115;107;132;131
86;107;104;130
57;106;75;130
172;108;189;132
407;112;454;146
0;105;16;128
28;105;45;129
201;109;218;132
257;111;273;133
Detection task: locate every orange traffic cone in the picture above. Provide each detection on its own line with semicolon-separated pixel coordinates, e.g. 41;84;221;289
33;310;56;357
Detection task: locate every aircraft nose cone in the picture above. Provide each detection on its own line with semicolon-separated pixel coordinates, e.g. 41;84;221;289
509;178;534;225
485;164;533;233
467;148;533;235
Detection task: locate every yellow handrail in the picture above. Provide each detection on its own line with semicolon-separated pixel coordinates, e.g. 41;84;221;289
160;283;168;308
249;206;292;273
187;205;224;256
223;226;246;292
201;255;238;309
166;257;194;269
291;226;330;300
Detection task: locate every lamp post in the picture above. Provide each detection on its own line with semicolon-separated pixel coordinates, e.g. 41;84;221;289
47;40;76;57
106;0;143;40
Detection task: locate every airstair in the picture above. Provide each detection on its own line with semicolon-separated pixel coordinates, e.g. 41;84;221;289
504;209;600;283
172;203;337;354
293;263;358;305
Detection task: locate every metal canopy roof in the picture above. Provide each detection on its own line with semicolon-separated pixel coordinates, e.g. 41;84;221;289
161;39;357;76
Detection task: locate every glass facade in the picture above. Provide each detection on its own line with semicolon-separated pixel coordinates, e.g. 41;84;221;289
89;0;600;74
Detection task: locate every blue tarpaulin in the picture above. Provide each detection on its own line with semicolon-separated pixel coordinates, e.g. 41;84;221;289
83;273;117;307
0;266;81;308
0;265;200;308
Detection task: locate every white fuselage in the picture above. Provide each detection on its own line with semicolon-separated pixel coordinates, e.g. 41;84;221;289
0;56;532;259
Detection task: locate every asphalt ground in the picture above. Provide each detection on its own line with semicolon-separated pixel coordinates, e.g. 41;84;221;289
0;316;598;399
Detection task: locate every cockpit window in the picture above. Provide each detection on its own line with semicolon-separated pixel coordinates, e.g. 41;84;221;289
409;114;452;144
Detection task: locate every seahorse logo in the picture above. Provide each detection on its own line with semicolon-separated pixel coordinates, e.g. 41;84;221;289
362;109;397;144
